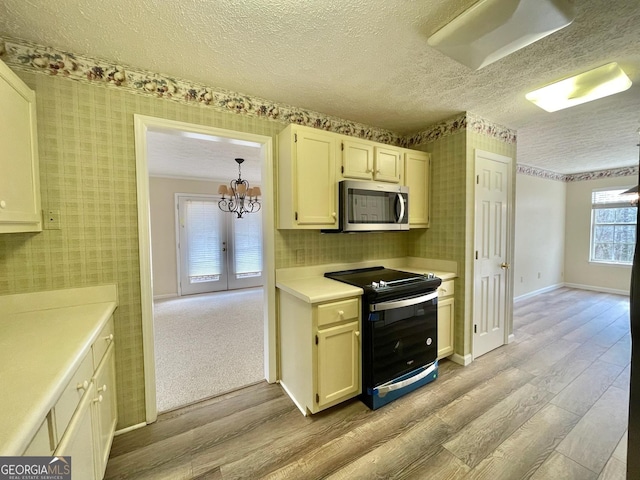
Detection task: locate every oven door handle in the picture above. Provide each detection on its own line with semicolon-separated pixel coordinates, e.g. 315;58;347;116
370;291;438;312
375;363;437;398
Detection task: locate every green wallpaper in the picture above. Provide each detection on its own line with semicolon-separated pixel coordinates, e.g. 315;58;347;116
0;71;414;428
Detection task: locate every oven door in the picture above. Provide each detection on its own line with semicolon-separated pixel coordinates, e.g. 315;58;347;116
365;291;438;387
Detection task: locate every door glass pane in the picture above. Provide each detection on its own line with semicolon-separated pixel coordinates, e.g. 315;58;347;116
233;212;262;278
186;200;222;283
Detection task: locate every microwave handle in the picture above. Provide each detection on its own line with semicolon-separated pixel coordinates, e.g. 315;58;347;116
396;193;405;223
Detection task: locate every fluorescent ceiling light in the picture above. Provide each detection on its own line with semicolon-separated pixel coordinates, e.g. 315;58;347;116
526;62;633;112
427;0;575;70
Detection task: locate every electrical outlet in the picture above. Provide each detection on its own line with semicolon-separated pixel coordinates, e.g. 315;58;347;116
43;209;61;230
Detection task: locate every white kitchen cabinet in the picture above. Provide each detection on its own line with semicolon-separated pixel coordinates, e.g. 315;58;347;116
373;146;403;183
93;343;117;478
277;124;339;229
404;150;431;228
23;315;117;480
340;138;375;180
278;291;361;414
437;280;455;359
0;58;41;233
341;142;402;183
55;383;97;480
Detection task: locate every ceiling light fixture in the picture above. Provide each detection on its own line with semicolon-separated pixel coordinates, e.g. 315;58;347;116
217;158;261;218
427;0;575;70
526;62;633;112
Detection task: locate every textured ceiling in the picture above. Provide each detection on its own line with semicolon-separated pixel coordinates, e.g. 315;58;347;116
1;0;639;174
146;131;262;183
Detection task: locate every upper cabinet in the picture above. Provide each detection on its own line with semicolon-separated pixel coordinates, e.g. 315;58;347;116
404;150;431;228
278;124;339;229
341;140;402;184
0;59;41;233
341;138;374;180
277;124;430;230
373;146;402;183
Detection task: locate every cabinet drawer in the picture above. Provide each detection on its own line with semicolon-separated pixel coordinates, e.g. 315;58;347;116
54;351;94;440
438;280;454;298
92;317;115;367
317;298;359;327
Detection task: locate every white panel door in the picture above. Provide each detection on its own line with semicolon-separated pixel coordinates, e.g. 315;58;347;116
473;150;511;358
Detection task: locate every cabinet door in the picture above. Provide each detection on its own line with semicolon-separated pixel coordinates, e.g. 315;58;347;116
373;147;402;183
55;383;97;480
93;344;117;479
342;139;374;180
437;297;454;359
0;59;41;233
295;129;338;226
404;150;431;227
316;321;360;407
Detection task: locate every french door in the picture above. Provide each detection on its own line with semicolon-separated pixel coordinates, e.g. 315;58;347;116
177;195;263;296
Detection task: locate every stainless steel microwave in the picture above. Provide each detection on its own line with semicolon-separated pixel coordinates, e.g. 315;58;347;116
333;180;409;232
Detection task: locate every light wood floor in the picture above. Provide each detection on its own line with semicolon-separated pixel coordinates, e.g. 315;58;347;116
106;287;631;479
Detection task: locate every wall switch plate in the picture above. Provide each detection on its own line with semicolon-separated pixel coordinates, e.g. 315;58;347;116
43;210;61;230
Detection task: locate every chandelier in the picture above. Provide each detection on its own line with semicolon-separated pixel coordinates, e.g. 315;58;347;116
217;158;261;218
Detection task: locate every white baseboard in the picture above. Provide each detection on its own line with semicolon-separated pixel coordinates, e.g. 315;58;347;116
115;421;147;436
153;293;178;300
450;353;473;366
563;283;629;296
514;283;564;302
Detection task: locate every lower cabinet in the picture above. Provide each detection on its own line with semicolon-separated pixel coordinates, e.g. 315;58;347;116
437;280;455;359
25;316;117;480
279;291;361;415
55;383;97;479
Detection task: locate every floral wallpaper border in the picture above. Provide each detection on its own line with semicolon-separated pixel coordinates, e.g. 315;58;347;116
404;112;517;147
517;163;639;182
516;164;568;182
565;165;639;182
0;36;404;145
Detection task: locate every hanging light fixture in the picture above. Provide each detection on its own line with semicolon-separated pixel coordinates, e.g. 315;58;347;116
217;158;261;218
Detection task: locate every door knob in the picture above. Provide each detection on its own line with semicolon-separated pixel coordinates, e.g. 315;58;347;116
501;263;510;269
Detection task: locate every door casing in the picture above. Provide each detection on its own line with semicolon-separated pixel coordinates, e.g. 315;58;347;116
134;114;276;424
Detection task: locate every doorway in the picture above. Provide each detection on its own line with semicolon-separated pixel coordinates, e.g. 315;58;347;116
134;115;276;423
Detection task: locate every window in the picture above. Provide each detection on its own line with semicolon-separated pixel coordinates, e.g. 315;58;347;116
590;188;636;265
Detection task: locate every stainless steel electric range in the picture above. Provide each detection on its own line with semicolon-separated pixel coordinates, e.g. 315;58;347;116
325;266;442;409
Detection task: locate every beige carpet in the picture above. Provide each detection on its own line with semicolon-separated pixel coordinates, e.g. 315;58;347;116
154;287;264;412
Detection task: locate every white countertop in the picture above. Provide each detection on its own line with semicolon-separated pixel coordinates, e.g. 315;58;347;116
276;258;457;304
0;285;117;456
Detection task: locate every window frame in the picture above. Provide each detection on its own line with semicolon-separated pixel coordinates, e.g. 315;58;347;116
589;186;636;266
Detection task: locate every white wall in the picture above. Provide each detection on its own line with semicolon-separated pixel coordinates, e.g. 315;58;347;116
514;174;566;299
564;175;634;294
149;176;222;297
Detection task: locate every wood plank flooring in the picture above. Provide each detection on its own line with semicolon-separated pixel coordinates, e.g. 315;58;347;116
106;287;631;479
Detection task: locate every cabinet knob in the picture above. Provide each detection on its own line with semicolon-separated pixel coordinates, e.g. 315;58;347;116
332;212;336;218
105;333;114;343
0;200;5;209
98;384;107;393
94;395;104;403
354;331;360;337
440;288;447;293
76;380;89;390
338;310;344;317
